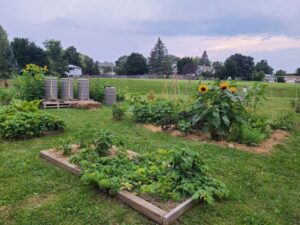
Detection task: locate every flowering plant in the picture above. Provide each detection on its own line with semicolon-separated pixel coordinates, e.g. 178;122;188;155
192;80;245;140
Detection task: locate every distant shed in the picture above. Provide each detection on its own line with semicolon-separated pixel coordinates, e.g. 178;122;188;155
66;65;82;77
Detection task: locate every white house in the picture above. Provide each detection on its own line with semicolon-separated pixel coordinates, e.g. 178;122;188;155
97;62;115;75
196;65;215;76
264;74;276;82
66;65;82;77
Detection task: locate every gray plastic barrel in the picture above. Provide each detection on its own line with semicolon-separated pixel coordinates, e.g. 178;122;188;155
104;87;116;105
61;78;74;100
78;79;89;100
45;77;58;100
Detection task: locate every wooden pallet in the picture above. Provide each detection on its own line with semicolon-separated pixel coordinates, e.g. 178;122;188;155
43;101;71;109
40;149;194;225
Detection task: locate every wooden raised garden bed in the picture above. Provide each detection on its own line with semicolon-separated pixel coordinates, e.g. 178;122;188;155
40;149;194;225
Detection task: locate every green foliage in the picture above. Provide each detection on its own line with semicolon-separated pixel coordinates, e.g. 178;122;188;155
112;104;125;121
177;57;198;75
14;64;47;100
124;52;148;75
254;59;273;75
63;46;81;67
0;87;18;105
73;147;228;204
89;79;105;102
275;70;286;83
198;50;211;66
223;53;254;80
228;124;266;146
0;25;16;86
242;82;267;112
177;120;192;135
252;70;265;81
58;138;72;156
80;55;99;75
290;99;300;113
114;55;128;75
148;38;172;75
92;130;114;156
11;37;48;69
0;100;64;139
192;81;246;140
271;112;294;131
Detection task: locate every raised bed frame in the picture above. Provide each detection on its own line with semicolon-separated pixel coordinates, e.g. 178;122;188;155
40;149;194;225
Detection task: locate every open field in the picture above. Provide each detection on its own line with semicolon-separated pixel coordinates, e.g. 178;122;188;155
0;79;300;225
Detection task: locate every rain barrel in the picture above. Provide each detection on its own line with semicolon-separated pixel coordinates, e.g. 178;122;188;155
61;78;74;100
104;86;116;105
78;79;89;100
45;77;58;100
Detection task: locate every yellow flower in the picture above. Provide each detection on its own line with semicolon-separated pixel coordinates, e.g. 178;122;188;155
229;87;237;93
220;81;229;91
198;84;209;94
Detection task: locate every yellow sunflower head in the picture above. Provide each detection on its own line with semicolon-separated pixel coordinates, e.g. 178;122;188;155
198;84;209;94
229;87;237;94
220;81;229;91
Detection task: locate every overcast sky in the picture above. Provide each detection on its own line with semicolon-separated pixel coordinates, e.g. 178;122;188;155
1;0;299;72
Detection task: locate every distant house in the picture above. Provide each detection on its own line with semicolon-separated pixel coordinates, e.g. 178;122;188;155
97;62;115;75
66;65;82;77
196;65;215;76
264;74;276;82
284;75;300;83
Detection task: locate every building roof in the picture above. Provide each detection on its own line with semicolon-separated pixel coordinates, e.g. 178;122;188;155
68;64;82;69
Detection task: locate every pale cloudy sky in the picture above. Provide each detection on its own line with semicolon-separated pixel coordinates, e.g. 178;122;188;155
0;0;299;72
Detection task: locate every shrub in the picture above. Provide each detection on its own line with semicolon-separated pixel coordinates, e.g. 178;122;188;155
90;79;105;102
0;100;64;139
228;124;266;146
14;64;47;101
112;104;125;121
271;112;294;131
0;87;18;105
92;130;114;156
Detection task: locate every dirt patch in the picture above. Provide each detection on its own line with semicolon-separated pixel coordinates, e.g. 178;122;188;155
139;194;184;211
21;193;57;209
143;124;290;154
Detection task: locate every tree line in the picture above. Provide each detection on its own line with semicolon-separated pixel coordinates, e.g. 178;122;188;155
1;24;300;83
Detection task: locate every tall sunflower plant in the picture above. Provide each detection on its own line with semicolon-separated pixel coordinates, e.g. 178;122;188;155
192;80;246;140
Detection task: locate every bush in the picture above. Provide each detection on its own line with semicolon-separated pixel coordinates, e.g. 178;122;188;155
112;104;125;121
0;100;64;139
228;124;266;146
271;112;294;131
0;87;18;105
90;79;105;102
14;64;47;101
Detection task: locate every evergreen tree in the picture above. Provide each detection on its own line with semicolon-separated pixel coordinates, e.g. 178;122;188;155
0;25;16;87
148;38;172;75
199;50;211;66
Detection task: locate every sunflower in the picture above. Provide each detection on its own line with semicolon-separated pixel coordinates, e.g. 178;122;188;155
198;84;209;94
229;87;237;93
220;81;229;90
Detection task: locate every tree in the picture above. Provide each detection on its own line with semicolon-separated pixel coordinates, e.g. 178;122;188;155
43;39;68;76
212;61;225;79
148;38;172;75
296;68;300;76
0;25;16;87
198;50;211;66
177;57;197;75
114;55;128;75
252;70;265;81
254;59;273;74
63;46;81;66
275;70;286;83
223;53;254;80
124;52;148;75
80;55;99;75
11;38;48;69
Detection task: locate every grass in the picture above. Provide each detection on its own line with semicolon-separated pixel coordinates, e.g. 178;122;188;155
0;79;300;225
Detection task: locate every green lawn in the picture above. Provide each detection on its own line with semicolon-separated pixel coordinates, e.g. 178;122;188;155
0;79;300;225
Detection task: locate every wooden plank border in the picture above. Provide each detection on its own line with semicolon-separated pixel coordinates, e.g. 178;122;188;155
40;149;194;224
